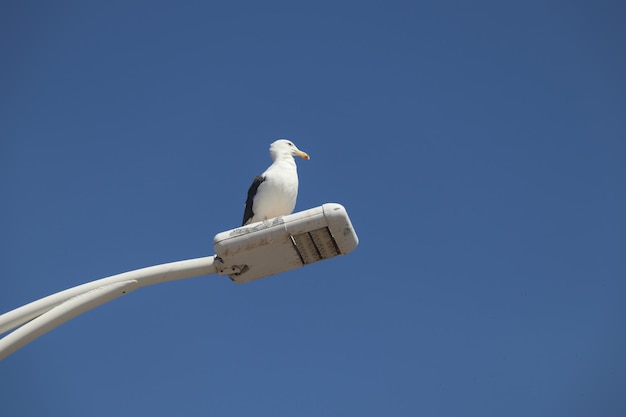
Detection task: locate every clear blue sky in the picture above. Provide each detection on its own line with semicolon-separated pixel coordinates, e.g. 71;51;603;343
1;2;625;416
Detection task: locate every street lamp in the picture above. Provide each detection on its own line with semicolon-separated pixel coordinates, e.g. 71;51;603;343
0;203;358;360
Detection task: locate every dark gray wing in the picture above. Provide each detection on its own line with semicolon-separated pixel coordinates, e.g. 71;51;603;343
242;175;265;226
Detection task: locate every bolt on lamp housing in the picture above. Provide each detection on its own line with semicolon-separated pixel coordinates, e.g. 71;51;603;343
213;203;359;284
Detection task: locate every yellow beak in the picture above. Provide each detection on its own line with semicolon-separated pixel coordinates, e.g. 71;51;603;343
295;150;310;160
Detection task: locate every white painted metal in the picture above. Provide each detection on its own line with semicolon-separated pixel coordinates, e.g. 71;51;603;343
0;280;139;360
0;256;217;336
0;256;218;360
214;203;359;283
0;203;359;360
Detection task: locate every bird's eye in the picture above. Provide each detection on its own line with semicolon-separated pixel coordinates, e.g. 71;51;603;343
288;142;293;146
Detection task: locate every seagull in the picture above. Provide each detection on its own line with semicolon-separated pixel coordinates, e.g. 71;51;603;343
242;139;310;226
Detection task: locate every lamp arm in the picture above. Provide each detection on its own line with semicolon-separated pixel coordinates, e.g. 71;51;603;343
0;256;217;360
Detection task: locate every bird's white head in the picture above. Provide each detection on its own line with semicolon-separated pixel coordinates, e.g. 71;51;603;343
269;139;310;162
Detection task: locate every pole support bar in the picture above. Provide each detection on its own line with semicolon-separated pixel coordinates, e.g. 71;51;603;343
0;256;217;360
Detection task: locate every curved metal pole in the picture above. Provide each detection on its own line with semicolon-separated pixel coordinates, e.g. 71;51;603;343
0;256;217;360
0;280;139;360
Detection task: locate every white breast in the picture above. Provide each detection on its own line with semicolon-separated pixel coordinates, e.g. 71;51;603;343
251;162;299;222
